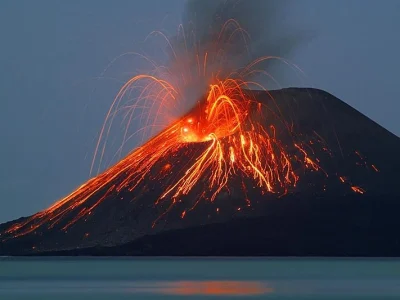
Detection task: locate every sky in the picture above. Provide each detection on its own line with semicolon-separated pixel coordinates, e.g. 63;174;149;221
0;0;399;223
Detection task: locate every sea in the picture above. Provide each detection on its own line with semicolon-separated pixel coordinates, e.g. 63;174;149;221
0;257;399;299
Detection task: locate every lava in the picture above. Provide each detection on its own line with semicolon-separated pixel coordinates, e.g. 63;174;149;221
4;77;313;237
2;16;369;240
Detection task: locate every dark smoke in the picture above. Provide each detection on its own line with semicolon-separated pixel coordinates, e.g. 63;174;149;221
168;0;312;107
179;0;302;59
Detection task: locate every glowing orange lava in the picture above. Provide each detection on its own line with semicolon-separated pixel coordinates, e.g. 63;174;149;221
4;77;310;236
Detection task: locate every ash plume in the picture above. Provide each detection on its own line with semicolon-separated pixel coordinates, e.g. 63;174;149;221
168;0;311;106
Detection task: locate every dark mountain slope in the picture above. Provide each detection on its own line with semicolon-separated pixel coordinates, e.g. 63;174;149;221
30;194;400;257
1;88;399;256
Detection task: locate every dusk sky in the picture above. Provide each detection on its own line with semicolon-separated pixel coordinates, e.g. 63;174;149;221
1;0;399;223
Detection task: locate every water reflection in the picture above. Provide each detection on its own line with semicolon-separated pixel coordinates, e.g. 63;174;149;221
0;279;272;296
148;280;273;296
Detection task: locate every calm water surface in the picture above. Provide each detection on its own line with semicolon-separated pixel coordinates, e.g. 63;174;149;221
1;257;399;299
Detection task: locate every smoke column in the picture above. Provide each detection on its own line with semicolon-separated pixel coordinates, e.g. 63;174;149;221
168;0;310;110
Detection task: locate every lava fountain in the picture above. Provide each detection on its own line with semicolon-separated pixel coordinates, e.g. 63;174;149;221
2;2;367;239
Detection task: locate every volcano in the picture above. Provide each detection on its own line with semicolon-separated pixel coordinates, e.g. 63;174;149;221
1;87;399;256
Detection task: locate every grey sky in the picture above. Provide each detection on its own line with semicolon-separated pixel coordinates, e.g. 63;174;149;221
0;0;399;223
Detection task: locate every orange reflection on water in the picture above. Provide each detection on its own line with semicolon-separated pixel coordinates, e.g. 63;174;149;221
159;280;273;296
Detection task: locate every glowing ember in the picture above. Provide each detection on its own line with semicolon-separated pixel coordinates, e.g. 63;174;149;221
351;186;366;194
